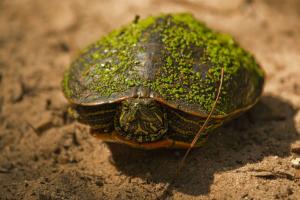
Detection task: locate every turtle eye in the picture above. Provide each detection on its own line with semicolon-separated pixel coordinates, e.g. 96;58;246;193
122;102;129;111
123;104;129;109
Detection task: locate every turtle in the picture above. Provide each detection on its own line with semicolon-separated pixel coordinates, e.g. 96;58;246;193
62;13;265;149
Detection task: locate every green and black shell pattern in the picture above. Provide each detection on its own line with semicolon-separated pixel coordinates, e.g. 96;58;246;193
63;13;264;145
63;13;264;115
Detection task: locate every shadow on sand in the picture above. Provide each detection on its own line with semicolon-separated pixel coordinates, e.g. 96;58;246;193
106;95;299;196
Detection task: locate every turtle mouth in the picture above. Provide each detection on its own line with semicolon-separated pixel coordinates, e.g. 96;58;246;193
114;107;168;143
114;98;168;143
115;120;168;143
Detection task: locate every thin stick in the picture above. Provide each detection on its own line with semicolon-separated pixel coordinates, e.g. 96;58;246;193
157;68;224;200
176;67;224;177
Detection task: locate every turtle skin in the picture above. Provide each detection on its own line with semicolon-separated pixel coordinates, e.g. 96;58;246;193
63;13;265;149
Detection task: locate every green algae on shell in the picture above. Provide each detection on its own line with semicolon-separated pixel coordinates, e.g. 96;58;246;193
63;13;264;116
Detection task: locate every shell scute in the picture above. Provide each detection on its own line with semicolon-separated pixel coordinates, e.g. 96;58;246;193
63;13;264;116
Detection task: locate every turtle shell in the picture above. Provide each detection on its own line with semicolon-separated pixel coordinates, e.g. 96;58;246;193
63;13;264;118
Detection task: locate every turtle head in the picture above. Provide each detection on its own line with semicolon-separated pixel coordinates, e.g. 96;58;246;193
116;98;168;142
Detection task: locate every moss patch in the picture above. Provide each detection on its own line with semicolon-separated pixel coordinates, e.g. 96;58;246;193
62;70;72;98
64;13;264;114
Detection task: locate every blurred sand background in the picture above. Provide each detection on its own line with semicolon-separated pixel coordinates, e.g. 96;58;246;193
0;0;300;199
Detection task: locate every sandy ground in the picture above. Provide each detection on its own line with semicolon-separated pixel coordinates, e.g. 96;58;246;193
1;0;300;199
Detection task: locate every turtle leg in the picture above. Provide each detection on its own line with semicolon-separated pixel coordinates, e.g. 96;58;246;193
68;107;79;119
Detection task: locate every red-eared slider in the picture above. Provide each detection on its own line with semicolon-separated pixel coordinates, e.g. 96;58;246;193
62;13;264;149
